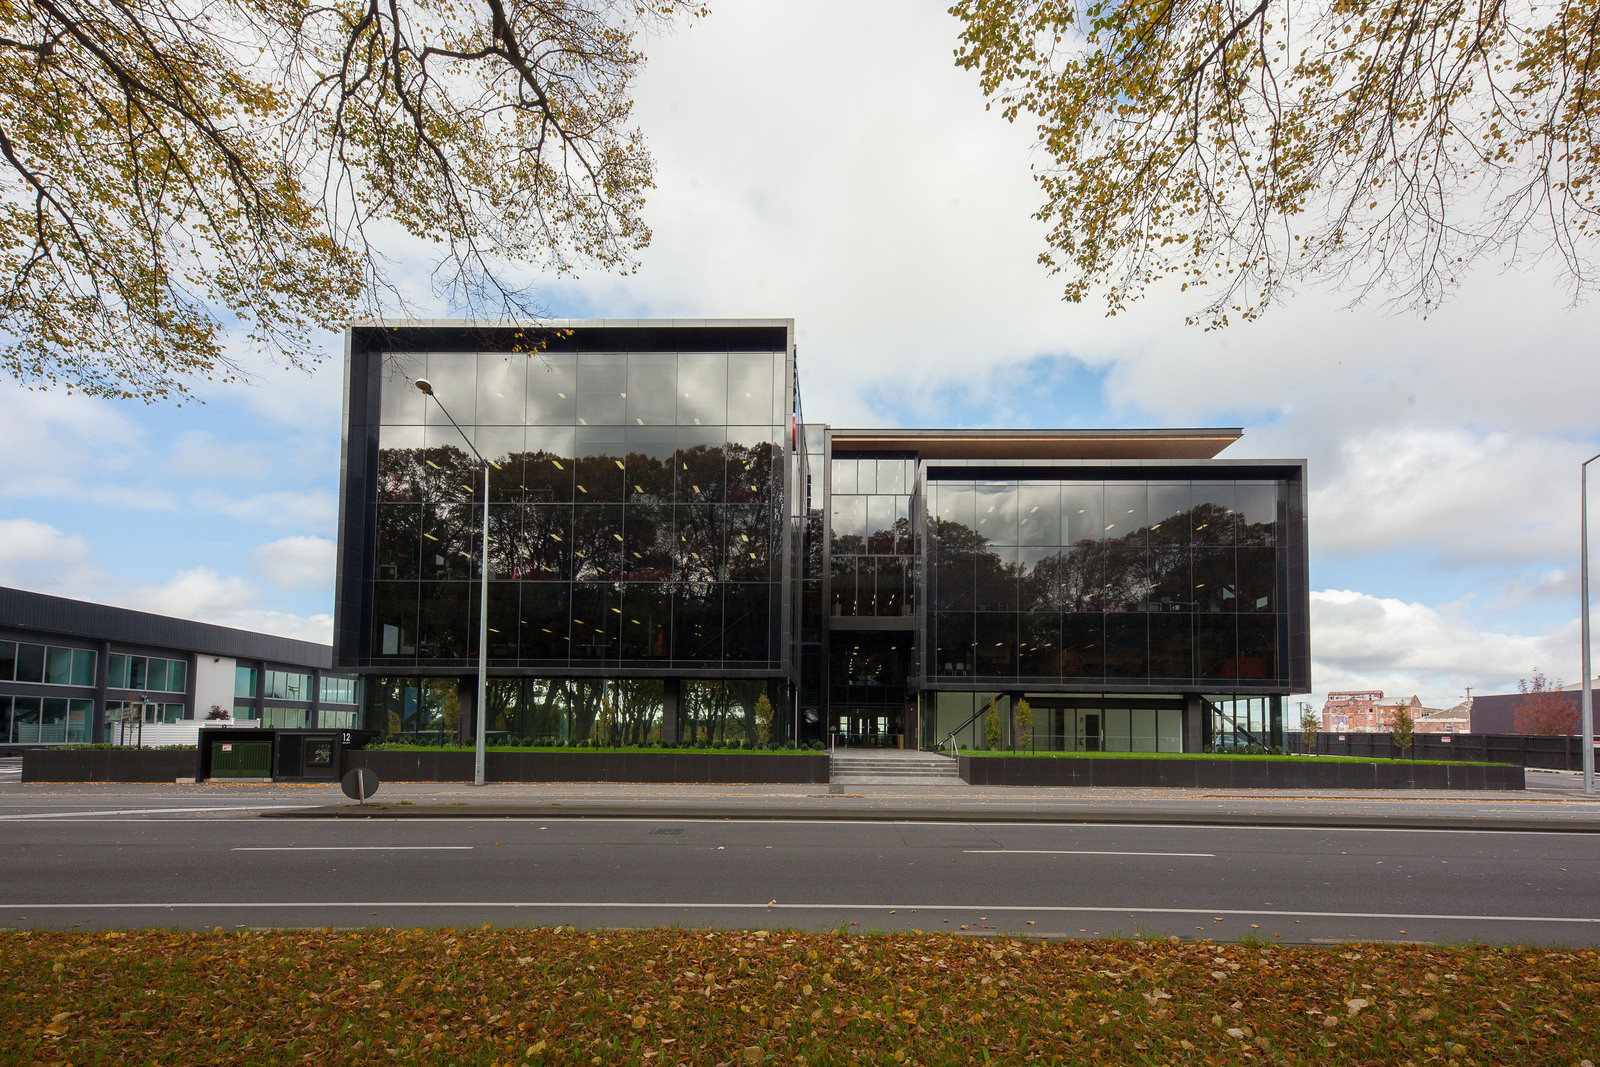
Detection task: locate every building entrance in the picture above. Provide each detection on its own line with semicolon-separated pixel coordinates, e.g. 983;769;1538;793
830;707;904;748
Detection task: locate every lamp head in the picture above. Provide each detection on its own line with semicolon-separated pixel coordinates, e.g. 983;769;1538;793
414;378;434;396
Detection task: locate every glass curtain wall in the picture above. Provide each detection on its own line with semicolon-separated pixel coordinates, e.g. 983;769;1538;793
369;348;788;672
829;457;916;617
927;479;1284;687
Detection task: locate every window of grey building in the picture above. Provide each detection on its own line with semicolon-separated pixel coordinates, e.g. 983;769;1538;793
108;654;187;693
2;643;97;686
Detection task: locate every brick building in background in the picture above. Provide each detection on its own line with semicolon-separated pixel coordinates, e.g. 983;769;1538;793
1320;690;1470;734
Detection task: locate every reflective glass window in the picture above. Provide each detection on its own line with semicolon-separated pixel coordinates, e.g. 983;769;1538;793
627;353;677;425
854;459;876;494
16;644;47;683
725;505;771;580
235;666;257;697
831;495;866;550
723;584;772;662
1018;548;1061;611
877;458;909;494
422;355;476;427
577;351;626;425
45;646;72;685
519;583;571;659
620;584;672;659
831;458;858;495
974;545;1018;612
866;496;896;553
1238;616;1278;680
486;581;520;658
934;481;976;530
1147;546;1190;610
676;504;721;582
1149;613;1193;680
727;352;775;424
1060;485;1103;545
518;504;572;580
167;659;187;693
378;352;428;423
1192;548;1237;612
526;352;577;424
417;583;471;660
373;582;419;656
830;554;858;617
1197;615;1237;681
1104;483;1147;544
573;504;624;580
422;502;473;579
677;429;727;503
1237;547;1276;612
1102;547;1150;611
524;427;575;503
677;352;727;426
933;613;975;676
726;431;776;504
626;428;676;501
1104;614;1148;679
574;426;626;501
375;503;421;580
1192;482;1237;544
126;655;146;689
1017;484;1060;546
476;353;527;424
108;653;128;688
1147;482;1190;544
376;425;426;502
1236;482;1279;545
672;586;722;662
0;641;13;680
70;647;98;685
474;426;526;502
1018;613;1060;679
974;613;1016;677
974;482;1017;544
570;582;620;660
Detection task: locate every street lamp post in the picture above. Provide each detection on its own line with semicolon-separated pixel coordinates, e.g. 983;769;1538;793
1582;452;1600;796
415;378;492;788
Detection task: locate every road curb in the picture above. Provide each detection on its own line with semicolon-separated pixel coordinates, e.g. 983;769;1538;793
258;802;1600;832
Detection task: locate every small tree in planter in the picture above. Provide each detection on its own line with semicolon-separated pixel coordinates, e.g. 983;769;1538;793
1391;703;1416;760
984;698;1003;750
206;704;230;721
1013;698;1033;752
1298;705;1320;753
753;693;774;747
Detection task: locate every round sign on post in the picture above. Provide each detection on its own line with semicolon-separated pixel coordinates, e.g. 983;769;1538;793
340;767;379;803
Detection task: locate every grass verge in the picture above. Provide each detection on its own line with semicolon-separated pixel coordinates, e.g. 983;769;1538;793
4;928;1595;1065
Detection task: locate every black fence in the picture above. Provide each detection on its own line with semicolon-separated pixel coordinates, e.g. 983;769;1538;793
1290;731;1595;771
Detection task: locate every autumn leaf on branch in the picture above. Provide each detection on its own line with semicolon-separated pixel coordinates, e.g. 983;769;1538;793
951;0;1600;327
0;0;703;401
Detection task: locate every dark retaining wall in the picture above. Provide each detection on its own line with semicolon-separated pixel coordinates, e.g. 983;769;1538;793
959;754;1525;790
21;749;199;783
347;749;831;785
1291;731;1594;772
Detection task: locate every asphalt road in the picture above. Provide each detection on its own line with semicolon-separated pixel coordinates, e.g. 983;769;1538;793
4;811;1599;945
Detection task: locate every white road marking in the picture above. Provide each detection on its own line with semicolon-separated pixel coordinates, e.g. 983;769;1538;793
0;805;301;820
2;901;1597;925
230;846;474;852
964;849;1215;857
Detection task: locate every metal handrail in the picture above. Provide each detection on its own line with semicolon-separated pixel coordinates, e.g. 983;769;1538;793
938;705;986;754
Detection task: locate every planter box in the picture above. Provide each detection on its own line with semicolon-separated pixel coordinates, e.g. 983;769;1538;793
22;748;198;783
348;749;829;784
958;754;1525;791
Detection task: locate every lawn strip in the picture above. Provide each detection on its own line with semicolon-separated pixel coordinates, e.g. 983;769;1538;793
3;929;1595;1065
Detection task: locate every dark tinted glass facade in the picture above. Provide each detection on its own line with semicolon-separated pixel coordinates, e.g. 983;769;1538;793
334;321;1309;751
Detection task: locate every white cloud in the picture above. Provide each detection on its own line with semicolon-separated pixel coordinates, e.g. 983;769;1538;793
109;567;333;644
250;535;336;592
1309;588;1576;706
191;488;339;533
0;518;99;595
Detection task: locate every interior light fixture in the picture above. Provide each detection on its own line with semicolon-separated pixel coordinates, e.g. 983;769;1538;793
578;418;588;425
552;459;564;469
423;533;439;542
577;485;588;493
636;418;644;426
558;392;567;399
620;392;627;398
425;460;442;470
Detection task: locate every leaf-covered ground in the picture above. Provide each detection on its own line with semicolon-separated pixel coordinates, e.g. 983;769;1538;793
3;928;1596;1065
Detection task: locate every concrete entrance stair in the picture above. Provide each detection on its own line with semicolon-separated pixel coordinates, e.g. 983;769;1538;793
829;748;963;786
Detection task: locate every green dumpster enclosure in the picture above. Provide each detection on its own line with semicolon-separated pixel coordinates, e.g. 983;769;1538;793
209;740;272;778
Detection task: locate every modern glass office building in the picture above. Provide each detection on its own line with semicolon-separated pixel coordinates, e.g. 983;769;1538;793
335;320;1309;751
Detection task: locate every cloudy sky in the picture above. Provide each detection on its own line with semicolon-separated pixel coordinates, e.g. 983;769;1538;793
2;0;1597;708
